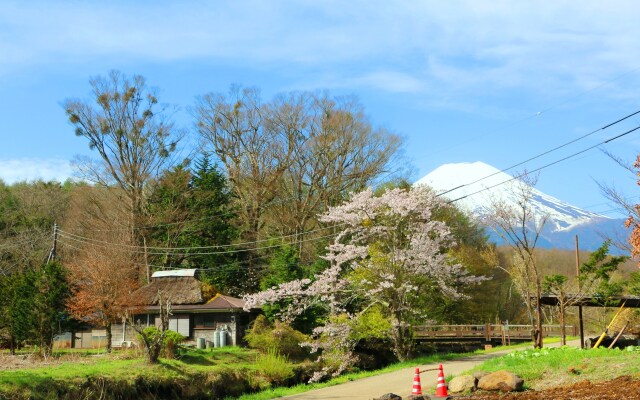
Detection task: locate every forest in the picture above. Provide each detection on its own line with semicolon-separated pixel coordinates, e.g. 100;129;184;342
1;71;639;375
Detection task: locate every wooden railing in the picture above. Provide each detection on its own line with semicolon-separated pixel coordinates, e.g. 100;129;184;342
414;324;577;343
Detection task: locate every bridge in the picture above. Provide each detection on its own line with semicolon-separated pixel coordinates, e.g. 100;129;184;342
414;324;577;345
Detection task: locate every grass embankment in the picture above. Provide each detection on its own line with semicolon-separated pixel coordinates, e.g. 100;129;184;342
0;347;261;399
0;338;582;399
471;345;640;391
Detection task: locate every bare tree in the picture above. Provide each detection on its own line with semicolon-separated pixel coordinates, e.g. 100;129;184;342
61;185;141;352
486;173;547;348
195;87;294;288
196;88;404;266
63;71;183;279
263;93;404;264
127;290;172;364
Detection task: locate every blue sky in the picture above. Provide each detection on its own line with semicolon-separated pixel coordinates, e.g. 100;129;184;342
1;1;640;217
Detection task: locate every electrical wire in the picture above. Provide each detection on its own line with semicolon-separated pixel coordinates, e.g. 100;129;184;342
57;222;342;251
436;109;640;198
447;125;640;204
57;230;339;256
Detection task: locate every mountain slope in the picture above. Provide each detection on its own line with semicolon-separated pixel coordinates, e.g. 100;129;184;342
415;161;627;252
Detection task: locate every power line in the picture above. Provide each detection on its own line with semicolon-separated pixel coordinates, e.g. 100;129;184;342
57;230;339;256
436;109;640;198
447;125;640;204
428;66;640;161
57;223;342;252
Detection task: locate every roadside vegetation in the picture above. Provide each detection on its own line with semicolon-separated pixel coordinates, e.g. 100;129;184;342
471;345;640;391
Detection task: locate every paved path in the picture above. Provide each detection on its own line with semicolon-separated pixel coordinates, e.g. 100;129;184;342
282;340;581;400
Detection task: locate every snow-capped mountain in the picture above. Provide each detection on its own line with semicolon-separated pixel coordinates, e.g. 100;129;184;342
415;161;628;252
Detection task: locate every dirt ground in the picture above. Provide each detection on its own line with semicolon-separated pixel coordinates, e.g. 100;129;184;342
461;376;640;400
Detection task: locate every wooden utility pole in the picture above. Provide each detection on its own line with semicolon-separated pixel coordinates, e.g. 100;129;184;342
47;222;59;263
575;235;585;349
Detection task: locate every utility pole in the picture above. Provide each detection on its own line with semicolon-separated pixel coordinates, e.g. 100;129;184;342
575;235;585;349
47;222;59;263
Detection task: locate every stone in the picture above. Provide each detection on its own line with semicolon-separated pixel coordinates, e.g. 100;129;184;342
407;395;427;400
375;393;402;400
448;375;476;393
477;370;524;392
473;370;489;380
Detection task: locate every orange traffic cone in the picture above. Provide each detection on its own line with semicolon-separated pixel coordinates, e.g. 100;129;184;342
411;367;422;395
435;364;449;397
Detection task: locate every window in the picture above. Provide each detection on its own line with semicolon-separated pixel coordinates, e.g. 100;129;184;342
194;314;216;329
169;314;190;337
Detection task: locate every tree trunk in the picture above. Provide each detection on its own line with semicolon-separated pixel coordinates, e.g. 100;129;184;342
9;334;15;356
559;303;566;346
106;322;113;353
535;296;543;349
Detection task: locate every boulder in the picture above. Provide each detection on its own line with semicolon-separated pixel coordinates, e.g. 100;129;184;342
477;370;524;392
473;370;489;380
448;375;476;393
374;393;402;400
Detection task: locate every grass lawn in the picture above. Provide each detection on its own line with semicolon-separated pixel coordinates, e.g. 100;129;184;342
0;347;261;399
471;345;640;390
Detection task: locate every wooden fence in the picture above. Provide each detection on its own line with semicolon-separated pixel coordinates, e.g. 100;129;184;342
414;324;577;344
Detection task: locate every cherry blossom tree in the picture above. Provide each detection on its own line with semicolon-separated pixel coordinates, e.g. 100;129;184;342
245;187;483;373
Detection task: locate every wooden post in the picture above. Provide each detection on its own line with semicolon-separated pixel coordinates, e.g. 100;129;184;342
576;235;585;349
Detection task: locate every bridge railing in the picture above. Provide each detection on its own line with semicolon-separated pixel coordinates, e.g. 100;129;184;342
414;324;577;341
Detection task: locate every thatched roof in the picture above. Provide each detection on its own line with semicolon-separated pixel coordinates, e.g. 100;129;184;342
129;276;204;306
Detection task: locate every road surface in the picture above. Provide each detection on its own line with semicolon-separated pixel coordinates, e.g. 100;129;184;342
282;340;580;400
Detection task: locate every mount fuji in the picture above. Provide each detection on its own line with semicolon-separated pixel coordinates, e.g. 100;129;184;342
415;161;628;252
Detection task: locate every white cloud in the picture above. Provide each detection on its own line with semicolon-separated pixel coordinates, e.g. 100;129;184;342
1;0;640;99
0;158;74;184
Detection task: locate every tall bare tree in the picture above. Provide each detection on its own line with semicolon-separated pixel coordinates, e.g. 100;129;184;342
63;71;182;279
486;173;547;348
195;87;295;289
268;93;402;256
196;88;404;267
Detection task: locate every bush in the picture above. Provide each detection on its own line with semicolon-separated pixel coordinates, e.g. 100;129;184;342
245;315;309;361
255;348;295;385
163;330;186;359
136;328;185;360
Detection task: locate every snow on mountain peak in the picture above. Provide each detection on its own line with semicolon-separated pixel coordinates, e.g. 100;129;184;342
415;161;610;232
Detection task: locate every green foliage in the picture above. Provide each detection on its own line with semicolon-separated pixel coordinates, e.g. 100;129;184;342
32;261;71;356
136;327;186;360
163;330;186;359
628;272;640;296
580;241;627;282
0;261;71;355
255;348;295;384
260;245;303;290
349;305;392;341
146;153;241;293
543;274;569;292
245;315;309;361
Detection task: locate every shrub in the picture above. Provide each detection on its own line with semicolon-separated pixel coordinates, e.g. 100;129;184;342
255;348;295;384
163;330;186;359
136;328;185;360
245;315;309;360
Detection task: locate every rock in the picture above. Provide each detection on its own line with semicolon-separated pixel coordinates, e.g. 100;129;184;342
375;393;402;400
473;370;489;380
477;370;524;392
448;375;476;393
407;395;427;400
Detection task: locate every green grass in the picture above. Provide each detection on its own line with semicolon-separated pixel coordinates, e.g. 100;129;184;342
0;346;260;395
471;345;640;390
